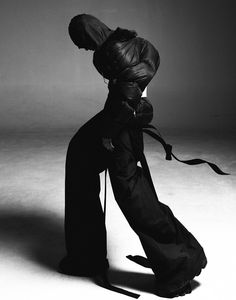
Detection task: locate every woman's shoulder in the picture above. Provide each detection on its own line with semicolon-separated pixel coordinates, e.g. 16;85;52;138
93;28;138;78
92;28;156;79
106;27;137;43
105;30;156;59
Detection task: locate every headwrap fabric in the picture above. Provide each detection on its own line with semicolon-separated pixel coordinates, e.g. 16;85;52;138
68;14;113;49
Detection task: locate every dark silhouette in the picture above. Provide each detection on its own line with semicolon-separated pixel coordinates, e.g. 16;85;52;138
59;14;208;298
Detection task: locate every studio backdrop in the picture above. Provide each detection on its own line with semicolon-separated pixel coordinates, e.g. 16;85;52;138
0;0;235;133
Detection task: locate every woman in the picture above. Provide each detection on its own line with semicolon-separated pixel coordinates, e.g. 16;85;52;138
59;14;208;298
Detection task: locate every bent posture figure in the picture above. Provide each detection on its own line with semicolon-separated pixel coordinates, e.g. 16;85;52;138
59;14;207;298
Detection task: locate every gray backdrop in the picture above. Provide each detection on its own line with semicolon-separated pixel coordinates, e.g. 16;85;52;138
0;0;235;133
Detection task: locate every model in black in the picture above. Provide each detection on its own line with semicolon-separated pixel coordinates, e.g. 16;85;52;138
59;14;207;298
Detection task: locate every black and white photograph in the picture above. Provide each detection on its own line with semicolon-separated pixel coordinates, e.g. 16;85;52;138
0;1;235;299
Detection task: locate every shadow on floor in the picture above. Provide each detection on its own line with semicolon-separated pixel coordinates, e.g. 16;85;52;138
0;207;201;296
0;208;65;271
92;268;200;297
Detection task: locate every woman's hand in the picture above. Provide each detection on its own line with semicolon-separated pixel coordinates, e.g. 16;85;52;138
102;137;115;152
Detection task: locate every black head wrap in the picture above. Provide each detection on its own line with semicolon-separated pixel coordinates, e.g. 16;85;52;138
68;14;113;50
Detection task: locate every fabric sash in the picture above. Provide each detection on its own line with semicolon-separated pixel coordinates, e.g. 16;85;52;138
142;124;229;176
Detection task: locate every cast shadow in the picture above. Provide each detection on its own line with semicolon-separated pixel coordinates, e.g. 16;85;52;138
93;268;200;296
0;208;65;271
0;207;201;296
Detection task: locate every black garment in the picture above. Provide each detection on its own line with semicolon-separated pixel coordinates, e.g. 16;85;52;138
62;14;208;296
62;108;207;293
69;14;160;138
93;27;160;138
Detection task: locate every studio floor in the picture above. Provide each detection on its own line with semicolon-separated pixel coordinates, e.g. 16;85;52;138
0;128;235;300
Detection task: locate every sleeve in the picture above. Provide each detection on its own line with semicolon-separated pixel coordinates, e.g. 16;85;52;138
117;38;160;91
102;38;160;138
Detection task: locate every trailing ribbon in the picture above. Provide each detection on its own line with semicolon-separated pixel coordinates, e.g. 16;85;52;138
95;272;140;298
126;255;152;268
142;124;230;175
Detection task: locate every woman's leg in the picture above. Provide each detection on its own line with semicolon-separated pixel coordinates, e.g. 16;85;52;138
60;111;110;275
108;127;207;293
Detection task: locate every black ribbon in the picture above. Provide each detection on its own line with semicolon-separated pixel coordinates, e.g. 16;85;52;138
95;272;140;298
126;255;152;268
142;124;230;175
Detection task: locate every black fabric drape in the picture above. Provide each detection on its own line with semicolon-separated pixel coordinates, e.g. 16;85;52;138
63;108;207;296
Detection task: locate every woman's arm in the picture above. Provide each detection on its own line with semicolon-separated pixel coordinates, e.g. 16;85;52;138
102;38;160;140
116;38;160;91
